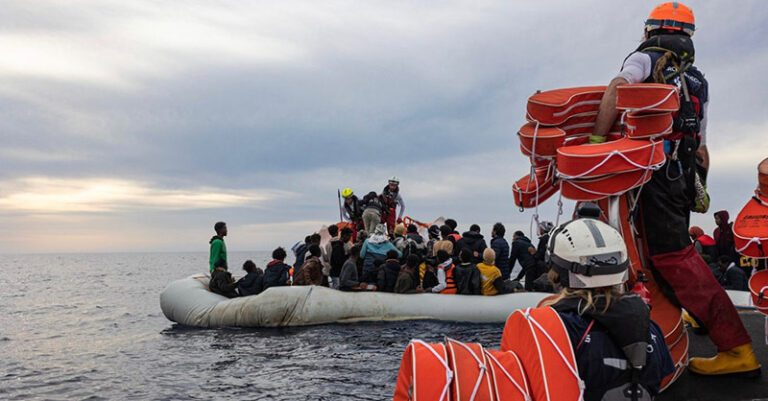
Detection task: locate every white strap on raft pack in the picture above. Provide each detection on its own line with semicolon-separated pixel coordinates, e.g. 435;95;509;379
410;339;453;401
522;307;586;401
737;237;763;254
446;337;488;401
484;350;532;401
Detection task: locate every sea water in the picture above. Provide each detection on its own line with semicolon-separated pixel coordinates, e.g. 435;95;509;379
0;252;504;400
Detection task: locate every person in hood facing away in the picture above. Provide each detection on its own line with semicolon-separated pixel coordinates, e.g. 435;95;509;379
714;210;737;261
543;217;674;401
325;225;352;289
455;224;487;263
395;255;422;294
689;226;718;263
294;245;325;286
360;224;402;283
401;224;427;259
490;222;511;279
426;224;441;257
237;260;264;296
209;259;238;298
444;218;462;243
378;249;403;293
339;245;363;291
263;247;292;290
511;231;539;291
432;225;455;257
291;235;311;272
209;221;227;272
476;248;506;296
717;255;748;291
454;248;482;295
391;224;407;251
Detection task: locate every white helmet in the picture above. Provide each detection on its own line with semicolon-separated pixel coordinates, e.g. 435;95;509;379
546;218;629;289
388;176;400;185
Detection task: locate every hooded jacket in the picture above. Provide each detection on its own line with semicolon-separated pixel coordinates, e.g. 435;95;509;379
237;271;264;296
294;257;325;286
360;235;402;272
510;235;536;274
490;236;510;277
455;231;487;263
209;267;238;298
377;259;402;292
208;235;227;272
714;210;737;260
263;260;291;290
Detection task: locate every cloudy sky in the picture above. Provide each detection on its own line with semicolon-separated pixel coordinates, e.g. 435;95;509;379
2;0;767;253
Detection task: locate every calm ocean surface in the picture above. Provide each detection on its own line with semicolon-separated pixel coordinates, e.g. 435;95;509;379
0;252;505;400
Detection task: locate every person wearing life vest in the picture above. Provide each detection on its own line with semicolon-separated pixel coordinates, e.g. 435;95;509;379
340;187;364;234
544;217;675;401
382;177;406;234
688;226;717;263
431;250;457;294
592;2;759;376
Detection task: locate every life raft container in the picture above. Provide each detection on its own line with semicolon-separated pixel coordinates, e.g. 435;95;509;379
501;307;582;401
393;340;452;401
748;270;768;315
734;195;768;259
616;83;679;113
556;136;665;179
624;112;674;139
484;349;531;401
518;123;566;158
445;338;494;401
512;164;558;209
526;86;606;126
560;169;654;201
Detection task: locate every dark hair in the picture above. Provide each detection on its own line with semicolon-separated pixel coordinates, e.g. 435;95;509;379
328;225;339;236
428;225;440;238
493;222;506;237
436;250;450;263
440;225;452;238
304;235;311;243
459;247;473;263
310;233;322;244
469;224;480;233
214;221;226;234
349;245;361;258
514;230;525;238
308;244;322;257
272;247;287;260
341;227;353;238
718;255;732;265
407;224;418;233
406;254;421;268
243;260;256;273
214;259;228;269
445;219;457;231
387;249;400;260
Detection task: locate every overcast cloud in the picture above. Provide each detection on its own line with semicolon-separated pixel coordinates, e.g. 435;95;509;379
1;0;767;253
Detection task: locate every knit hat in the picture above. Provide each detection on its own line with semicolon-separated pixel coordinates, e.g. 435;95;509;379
688;226;704;238
483;248;496;265
394;225;405;236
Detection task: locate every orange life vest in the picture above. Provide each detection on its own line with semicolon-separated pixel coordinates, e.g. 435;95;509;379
440;263;457;294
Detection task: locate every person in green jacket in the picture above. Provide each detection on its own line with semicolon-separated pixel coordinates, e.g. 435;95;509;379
209;221;227;272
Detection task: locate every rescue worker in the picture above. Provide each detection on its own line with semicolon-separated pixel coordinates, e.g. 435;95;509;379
382;177;406;234
340;187;363;235
544;218;675;401
591;2;759;376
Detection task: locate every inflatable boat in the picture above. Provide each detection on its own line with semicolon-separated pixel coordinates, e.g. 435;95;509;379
160;274;552;328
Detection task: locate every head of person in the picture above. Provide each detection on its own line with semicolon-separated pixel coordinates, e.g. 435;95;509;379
436;250;450;264
394;225;405;237
243;260;256;273
310;233;322;245
644;2;695;40
538;221;554;236
513;230;525;241
717;255;732;271
272;247;287;261
386;249;399;260
214;221;227;236
469;224;481;233
388;176;399;191
407;224;418;234
349;244;361;260
428;224;440;239
406;254;421;268
688;226;704;240
458;248;473;264
445;219;458;232
342;187;354;203
328;224;339;237
304;235;311;244
714;210;729;227
492;222;505;238
374;224;388;237
308;244;322;258
439;225;453;240
483;248;496;266
341;227;353;242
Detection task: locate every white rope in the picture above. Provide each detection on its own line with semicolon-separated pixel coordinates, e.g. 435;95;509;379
552;99;603;117
446;338;488;401
484;351;532;401
736;237;762;253
522;308;585;400
410;340;453;401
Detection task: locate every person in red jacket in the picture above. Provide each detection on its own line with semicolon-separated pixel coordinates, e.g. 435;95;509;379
689;226;717;263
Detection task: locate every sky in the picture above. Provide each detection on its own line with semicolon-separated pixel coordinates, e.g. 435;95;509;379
1;0;767;253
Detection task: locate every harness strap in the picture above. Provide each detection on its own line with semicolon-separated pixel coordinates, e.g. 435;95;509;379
576;319;596;351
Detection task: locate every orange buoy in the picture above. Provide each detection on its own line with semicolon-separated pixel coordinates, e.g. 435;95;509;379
512;166;558;209
556;136;665;179
616;83;679;113
624;112;674;138
733;195;768;259
748;270;768;315
518;123;566;158
445;338;494;401
560;169;653;201
527;86;606;126
484;349;531;401
393;340;452;401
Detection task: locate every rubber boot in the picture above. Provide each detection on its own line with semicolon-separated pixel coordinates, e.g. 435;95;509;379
682;310;707;335
689;343;762;377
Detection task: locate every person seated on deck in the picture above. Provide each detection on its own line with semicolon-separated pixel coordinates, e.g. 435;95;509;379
395;254;423;294
431;250;457;294
455;224;487;263
400;224;427;260
716;255;748;291
360;224;402;283
476;248;506;296
454;248;482;295
391;224;407;250
432;225;455;257
209;259;238;298
378;250;402;293
294;245;325;286
339;245;366;291
237;260;264;296
689;226;718;264
263;247;292;290
426;224;441;257
543;217;674;401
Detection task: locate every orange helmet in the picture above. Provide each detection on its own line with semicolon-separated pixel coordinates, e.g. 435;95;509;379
645;2;695;37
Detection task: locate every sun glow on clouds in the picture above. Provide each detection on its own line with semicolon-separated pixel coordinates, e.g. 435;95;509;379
0;177;287;213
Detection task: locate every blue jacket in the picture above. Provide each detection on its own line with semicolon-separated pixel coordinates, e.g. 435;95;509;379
360;239;401;272
510;235;536;273
490;236;510;277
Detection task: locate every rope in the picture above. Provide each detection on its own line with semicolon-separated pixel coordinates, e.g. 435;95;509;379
446;338;488;401
484;351;532;401
409;340;453;401
552;100;603;117
737;237;763;254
